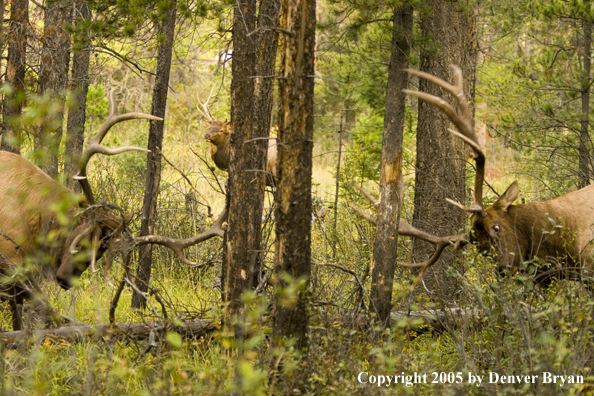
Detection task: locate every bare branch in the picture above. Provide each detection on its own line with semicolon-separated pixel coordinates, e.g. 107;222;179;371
133;209;226;266
159;149;214;219
351;184;467;270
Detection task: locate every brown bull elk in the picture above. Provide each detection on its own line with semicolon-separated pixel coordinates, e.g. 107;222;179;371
0;91;160;329
197;89;278;186
401;65;594;281
0;90;226;330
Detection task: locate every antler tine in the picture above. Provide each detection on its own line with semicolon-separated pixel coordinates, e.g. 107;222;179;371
350;184;467;269
134;208;226;266
404;66;485;211
74;89;162;204
196;86;216;123
396;222;467;269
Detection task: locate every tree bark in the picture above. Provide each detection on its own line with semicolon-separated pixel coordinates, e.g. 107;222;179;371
132;1;177;309
36;0;71;177
579;4;592;189
412;0;477;301
1;0;28;154
370;5;413;326
222;0;280;308
272;0;316;354
65;1;92;191
223;0;258;314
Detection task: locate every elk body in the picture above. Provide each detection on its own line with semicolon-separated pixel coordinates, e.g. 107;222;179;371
0;91;159;330
470;181;594;277
404;66;594;281
0;151;135;286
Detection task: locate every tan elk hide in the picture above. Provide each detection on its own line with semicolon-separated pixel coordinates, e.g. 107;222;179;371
0;90;159;330
198;91;277;185
403;66;594;282
1;151;89;283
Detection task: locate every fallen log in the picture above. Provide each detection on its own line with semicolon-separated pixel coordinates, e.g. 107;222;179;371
0;319;217;344
0;306;526;344
389;307;486;332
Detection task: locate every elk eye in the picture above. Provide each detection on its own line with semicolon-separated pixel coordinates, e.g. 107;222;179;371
493;225;500;233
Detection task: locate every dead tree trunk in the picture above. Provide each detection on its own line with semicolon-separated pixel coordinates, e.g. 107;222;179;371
132;1;177;309
272;0;316;354
65;1;92;191
370;5;413;326
1;0;28;154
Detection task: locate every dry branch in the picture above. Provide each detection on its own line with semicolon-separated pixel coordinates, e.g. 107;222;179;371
388;308;484;331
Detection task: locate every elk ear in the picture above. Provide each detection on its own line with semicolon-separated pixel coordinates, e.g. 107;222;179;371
125;212;134;224
493;181;519;212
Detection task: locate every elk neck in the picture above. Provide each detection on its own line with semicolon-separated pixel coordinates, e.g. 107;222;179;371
210;135;230;171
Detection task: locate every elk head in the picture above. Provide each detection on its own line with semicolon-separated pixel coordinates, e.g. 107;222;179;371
55;206;135;289
197;87;231;171
197;88;278;186
402;66;525;271
204;120;231;171
468;181;527;271
404;66;594;277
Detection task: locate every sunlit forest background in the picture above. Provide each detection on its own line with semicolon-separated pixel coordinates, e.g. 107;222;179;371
1;0;594;394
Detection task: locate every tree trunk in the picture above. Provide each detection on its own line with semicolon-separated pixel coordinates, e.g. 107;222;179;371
131;1;176;309
579;5;592;189
223;0;258;314
272;0;316;354
1;0;28;154
412;0;477;301
36;0;71;177
222;0;280;308
65;1;92;191
370;5;413;326
251;0;281;278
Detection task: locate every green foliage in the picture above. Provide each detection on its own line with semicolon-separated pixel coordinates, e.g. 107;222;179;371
85;85;110;127
479;0;594;194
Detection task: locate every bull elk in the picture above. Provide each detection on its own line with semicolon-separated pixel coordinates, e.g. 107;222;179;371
197;89;278;186
400;65;594;281
0;90;225;330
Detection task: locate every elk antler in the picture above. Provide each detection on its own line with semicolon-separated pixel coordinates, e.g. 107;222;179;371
196;86;216;123
349;185;466;269
133;208;226;267
403;65;486;214
74;89;162;204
